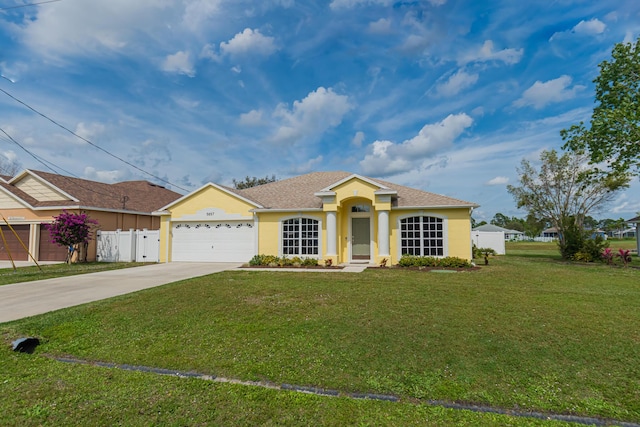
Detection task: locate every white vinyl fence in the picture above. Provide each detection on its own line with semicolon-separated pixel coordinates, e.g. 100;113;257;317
471;230;506;255
96;229;160;262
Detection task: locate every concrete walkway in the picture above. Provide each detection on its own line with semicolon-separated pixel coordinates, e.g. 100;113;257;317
0;263;240;323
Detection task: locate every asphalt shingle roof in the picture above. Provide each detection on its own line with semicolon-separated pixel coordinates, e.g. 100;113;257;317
3;170;182;213
234;171;478;210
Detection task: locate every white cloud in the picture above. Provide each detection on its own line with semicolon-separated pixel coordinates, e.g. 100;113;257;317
513;75;585;109
74;122;106;142
239;109;264;126
161;51;195;77
270;87;353;145
329;0;392;10
486;176;509;186
611;193;640;215
182;0;224;31
83;166;126;183
330;0;444;8
360;113;474;176
172;96;200;109
435;69;479;97
1;150;18;163
550;18;607;41
459;40;523;65
18;0;179;58
290;155;324;174
368;18;392;34
220;28;277;57
352;131;365;147
572;19;606;35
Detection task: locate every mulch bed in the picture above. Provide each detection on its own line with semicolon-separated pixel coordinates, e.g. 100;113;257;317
240;265;344;270
372;266;482;272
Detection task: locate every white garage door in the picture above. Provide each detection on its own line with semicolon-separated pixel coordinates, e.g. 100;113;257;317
172;221;255;262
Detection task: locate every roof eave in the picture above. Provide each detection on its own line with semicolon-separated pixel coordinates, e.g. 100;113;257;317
251;208;324;213
393;203;480;210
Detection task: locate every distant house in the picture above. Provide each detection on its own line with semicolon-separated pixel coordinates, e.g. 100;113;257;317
610;228;636;239
541;227;559;239
473;224;525;241
0;170;182;262
628;216;640;256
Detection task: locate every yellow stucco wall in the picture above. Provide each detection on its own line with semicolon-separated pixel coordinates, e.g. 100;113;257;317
255;211;325;257
389;208;472;263
167;185;256;219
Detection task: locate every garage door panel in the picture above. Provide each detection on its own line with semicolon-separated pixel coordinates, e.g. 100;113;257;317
172;221;254;262
39;227;68;261
0;225;30;261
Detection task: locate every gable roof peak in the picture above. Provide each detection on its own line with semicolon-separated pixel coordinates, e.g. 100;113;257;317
318;173;392;192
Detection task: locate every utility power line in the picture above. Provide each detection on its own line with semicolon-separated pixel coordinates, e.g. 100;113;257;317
0;0;62;11
0;86;189;192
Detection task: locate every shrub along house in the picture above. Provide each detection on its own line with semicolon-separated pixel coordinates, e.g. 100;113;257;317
0;170;182;262
156;171;479;265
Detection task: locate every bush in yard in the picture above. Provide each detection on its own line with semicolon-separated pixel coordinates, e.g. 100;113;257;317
45;210;98;264
572;235;608;263
248;255;320;267
398;255;471;268
303;257;319;267
248;254;266;266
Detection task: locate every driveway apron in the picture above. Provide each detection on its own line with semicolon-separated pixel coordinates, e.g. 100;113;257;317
0;263;240;323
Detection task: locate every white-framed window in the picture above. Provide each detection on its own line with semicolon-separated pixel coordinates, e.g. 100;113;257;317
282;217;319;256
400;215;445;256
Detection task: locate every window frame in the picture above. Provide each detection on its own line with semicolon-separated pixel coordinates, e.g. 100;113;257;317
280;216;322;258
397;213;447;258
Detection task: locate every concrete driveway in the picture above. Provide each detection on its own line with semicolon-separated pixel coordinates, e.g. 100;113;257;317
0;262;240;323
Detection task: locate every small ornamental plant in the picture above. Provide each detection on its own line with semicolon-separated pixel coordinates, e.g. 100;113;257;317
617;248;632;267
45;211;98;264
601;247;615;265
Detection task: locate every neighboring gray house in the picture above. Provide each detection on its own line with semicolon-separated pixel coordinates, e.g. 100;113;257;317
473;224;525;241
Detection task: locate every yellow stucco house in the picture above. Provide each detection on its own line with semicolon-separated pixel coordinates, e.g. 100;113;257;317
157;172;479;265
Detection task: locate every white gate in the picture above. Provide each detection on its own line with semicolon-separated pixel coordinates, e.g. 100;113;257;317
96;229;160;262
135;229;160;262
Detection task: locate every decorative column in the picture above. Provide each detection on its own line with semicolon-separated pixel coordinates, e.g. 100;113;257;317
377;210;390;256
326;211;337;256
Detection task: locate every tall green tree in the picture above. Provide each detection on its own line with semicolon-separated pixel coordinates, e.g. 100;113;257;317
523;213;547;239
562;37;640;180
507;149;629;258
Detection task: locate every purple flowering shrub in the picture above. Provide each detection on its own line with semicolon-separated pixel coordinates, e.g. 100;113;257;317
44;211;98;263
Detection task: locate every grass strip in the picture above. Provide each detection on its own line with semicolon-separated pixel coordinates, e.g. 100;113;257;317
0;262;150;286
47;354;640;427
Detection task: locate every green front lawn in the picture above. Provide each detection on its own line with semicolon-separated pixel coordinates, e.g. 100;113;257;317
1;246;639;425
0;262;150;286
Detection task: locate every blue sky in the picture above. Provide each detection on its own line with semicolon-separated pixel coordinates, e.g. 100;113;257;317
1;0;639;222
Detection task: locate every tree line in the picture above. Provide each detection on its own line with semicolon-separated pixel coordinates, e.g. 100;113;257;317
474;212;635;239
506;37;640;259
